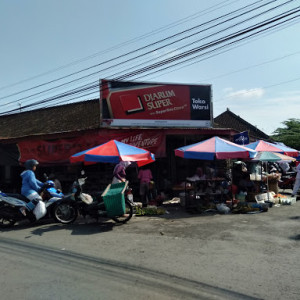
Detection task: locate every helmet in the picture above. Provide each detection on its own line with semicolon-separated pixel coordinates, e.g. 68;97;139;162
24;159;39;170
45;180;55;188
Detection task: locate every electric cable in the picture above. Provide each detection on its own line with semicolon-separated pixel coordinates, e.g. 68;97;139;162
0;0;268;101
0;0;298;114
0;0;236;92
0;0;286;107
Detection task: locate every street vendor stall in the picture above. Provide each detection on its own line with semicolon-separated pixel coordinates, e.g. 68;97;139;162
245;140;299;201
174;136;257;211
246;140;299;157
70;139;156;218
250;151;296;201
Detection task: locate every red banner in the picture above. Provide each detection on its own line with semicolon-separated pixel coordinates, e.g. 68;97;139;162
18;130;166;165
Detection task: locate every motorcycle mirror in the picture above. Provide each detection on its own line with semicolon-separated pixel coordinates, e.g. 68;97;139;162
43;173;48;180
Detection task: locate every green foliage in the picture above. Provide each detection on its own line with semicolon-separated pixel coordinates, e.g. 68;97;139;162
270;118;300;150
135;206;165;216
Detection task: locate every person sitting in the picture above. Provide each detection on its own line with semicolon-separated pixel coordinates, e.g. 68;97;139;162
20;159;44;216
186;166;206;181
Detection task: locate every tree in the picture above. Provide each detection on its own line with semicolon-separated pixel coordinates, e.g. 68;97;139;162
270;118;300;150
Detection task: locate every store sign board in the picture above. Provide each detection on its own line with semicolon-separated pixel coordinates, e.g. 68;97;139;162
100;79;212;128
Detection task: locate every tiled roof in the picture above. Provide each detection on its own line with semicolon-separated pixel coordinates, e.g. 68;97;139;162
0;100;268;142
0;99;100;139
214;108;269;140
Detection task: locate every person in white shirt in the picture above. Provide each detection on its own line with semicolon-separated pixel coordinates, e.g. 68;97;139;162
291;163;300;197
278;161;290;174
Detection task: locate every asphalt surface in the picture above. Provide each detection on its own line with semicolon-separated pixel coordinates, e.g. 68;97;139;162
0;192;299;300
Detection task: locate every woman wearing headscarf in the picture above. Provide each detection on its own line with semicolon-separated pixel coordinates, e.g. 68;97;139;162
112;161;131;184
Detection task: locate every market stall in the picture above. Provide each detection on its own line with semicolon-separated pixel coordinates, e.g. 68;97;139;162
174;136;257;211
249;151;296;201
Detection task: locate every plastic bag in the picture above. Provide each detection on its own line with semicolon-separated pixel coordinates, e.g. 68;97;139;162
80;193;93;204
216;203;230;214
33;201;47;220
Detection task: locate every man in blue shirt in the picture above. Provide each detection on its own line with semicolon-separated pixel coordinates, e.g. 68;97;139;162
20;159;44;215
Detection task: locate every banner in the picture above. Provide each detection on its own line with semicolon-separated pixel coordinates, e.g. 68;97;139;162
233;131;249;145
18;130;166;165
100;79;212;128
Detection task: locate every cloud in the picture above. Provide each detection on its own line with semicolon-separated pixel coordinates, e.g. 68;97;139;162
279;89;300;97
215;88;300;135
224;87;265;100
152;48;182;59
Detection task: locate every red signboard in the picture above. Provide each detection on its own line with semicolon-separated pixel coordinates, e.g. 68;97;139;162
18;130;166;165
101;79;212;128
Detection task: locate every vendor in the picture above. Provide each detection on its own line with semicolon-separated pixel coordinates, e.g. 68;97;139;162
233;161;255;194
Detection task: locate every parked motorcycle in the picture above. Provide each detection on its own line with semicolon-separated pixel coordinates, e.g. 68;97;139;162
278;171;296;191
0;180;78;228
71;175;133;224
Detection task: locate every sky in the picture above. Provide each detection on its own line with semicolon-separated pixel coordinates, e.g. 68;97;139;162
1;0;300;135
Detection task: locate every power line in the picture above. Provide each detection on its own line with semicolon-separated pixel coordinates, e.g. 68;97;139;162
0;0;239;93
4;5;299;114
113;8;300;81
0;0;268;102
0;0;298;114
199;49;300;81
146;18;300;81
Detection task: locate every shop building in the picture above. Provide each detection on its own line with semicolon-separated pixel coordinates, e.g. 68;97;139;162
0;81;269;197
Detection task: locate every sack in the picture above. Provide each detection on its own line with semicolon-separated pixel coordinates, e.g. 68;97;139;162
33;201;47;220
80;193;93;204
216;203;230;214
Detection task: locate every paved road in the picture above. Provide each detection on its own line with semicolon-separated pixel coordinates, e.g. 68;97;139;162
0;198;299;299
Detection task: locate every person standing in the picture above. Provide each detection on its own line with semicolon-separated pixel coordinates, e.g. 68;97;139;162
20;159;44;216
291;163;300;197
138;166;153;207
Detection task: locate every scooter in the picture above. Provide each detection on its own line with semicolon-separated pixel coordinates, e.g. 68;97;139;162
0;180;78;228
278;171;296;191
71;175;133;224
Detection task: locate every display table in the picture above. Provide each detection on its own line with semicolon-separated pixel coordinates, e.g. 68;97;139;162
183;178;227;209
250;173;280;194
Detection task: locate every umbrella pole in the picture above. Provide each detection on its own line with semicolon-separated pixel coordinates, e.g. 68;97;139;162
232;168;234;208
229;159;233;208
261;161;263;193
184;160;190;210
266;162;270;201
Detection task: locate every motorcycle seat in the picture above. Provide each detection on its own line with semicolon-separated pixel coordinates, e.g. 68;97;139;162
5;193;29;202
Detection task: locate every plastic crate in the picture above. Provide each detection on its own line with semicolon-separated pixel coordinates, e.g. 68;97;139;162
255;192;275;203
102;181;127;217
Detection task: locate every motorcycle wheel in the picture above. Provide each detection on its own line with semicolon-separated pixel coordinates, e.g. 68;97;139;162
53;201;78;224
0;207;17;228
112;199;133;224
